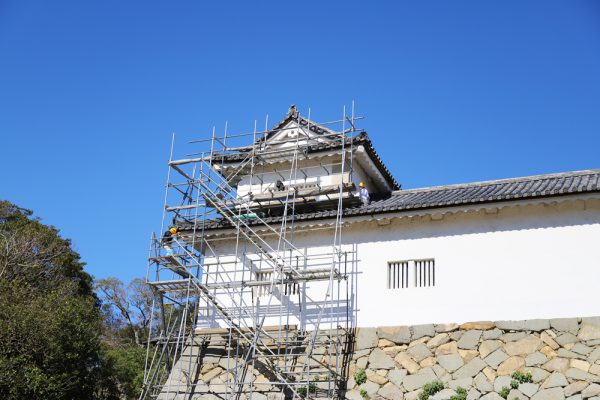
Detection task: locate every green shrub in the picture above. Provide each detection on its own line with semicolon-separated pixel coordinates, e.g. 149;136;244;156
418;380;445;400
360;388;370;400
297;382;316;398
499;386;510;399
511;371;533;383
354;369;367;385
450;386;468;400
510;379;519;389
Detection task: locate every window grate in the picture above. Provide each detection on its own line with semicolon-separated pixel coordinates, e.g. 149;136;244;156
387;259;435;289
387;261;409;289
415;259;435;287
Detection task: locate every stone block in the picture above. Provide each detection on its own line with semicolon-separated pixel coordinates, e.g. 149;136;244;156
542;372;568;389
405;390;421;400
525;367;550;383
560;348;587;360
459;349;479;363
481;393;504;400
544;358;570;373
460;321;496;330
378;339;396;348
571;359;591;372
564;381;588;397
541;345;558;359
438;353;465;373
505;335;543;356
579;325;600;341
509;389;528;400
412;324;436;340
428;333;450;348
550;318;580;335
387;369;407;387
484;349;509;369
449;377;473;390
565;396;582;400
526;352;549;367
524;319;551;332
361;380;380;396
496;320;526;331
383;345;405;358
494;375;513;392
408;343;433;362
565;368;600;383
557;333;579;346
395;352;421;374
483;329;503;340
503;332;528;342
590;364;600;377
203;366;223;382
572;343;593;355
458;330;482;350
354;349;372;360
436;323;459;333
483;366;496;382
369;348;396;369
356;356;368;369
378;326;412;345
356;328;379;350
467;388;481;400
436;342;458;356
582;317;600;325
421;357;436;368
542;331;561;350
480;340;503;358
520;382;541;397
453;357;486;379
367;369;388;385
531;387;565;400
410;337;431;347
433;365;447;378
377;382;403;400
582;383;600;398
497;356;525;376
346;390;363;400
402;367;438;391
589;348;600;364
474;372;493;392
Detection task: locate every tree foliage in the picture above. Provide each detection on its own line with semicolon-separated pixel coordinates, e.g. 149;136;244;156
96;276;154;347
0;201;120;399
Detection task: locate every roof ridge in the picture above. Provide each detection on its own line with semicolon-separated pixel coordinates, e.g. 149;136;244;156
392;169;600;195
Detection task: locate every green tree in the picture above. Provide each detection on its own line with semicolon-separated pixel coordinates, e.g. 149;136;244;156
96;277;154;346
0;200;119;399
96;276;156;399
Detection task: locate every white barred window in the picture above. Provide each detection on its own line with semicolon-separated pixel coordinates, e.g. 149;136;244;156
387;261;409;289
387;259;435;289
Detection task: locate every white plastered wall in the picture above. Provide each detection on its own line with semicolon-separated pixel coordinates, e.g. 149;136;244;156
199;195;600;329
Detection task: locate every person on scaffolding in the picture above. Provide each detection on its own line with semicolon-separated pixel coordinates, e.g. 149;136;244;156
161;227;178;257
358;182;370;206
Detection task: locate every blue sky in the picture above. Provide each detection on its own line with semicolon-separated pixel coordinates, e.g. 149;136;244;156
1;1;599;284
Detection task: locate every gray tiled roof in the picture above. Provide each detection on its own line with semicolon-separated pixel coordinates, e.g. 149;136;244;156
181;169;600;231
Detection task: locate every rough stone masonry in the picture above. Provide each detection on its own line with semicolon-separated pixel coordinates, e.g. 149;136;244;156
162;316;600;399
346;317;600;400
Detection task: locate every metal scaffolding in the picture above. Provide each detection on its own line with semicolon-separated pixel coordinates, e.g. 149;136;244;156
139;105;360;400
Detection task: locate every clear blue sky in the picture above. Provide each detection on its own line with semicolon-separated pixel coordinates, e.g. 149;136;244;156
1;1;599;284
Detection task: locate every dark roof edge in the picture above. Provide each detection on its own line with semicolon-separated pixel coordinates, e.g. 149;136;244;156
394;169;600;195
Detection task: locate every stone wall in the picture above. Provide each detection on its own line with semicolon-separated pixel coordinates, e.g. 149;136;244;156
162;317;600;399
347;317;600;400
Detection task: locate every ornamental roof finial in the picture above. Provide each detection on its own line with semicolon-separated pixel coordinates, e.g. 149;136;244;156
287;104;298;118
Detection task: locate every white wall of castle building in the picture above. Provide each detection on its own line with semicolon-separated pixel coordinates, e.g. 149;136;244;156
200;195;600;329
